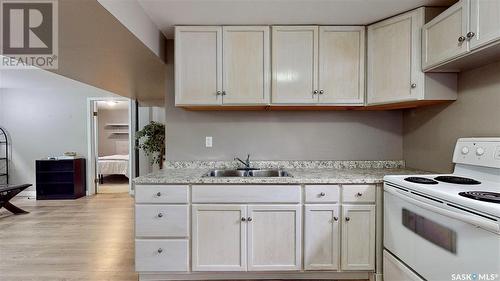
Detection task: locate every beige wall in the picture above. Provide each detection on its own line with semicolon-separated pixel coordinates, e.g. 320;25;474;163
165;40;404;161
403;61;500;173
98;108;129;157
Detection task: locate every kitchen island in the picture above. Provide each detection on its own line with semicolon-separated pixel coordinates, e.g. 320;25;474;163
133;160;426;281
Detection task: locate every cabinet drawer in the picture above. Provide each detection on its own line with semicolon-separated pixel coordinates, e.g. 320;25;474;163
305;185;340;203
135;185;188;204
135;205;189;237
342;185;375;203
135;239;189;272
192;185;301;203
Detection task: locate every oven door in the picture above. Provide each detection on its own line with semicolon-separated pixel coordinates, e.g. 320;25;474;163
384;183;500;281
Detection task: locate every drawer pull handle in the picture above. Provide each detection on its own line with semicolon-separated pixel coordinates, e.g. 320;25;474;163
345;217;351;222
356;192;363;197
241;217;246;222
157;248;163;254
319;192;326;197
247;217;252;222
333;217;339;221
156;192;162;197
157;213;164;218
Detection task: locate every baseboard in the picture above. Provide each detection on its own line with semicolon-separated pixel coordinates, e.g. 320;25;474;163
19;190;36;198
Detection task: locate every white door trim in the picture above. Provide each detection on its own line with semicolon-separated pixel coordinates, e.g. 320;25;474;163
86;97;134;196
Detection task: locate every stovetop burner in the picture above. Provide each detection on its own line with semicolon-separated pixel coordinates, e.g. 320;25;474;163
459;191;500;203
434;176;481;185
404;177;439;185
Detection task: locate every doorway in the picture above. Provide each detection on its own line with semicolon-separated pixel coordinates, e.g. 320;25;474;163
87;98;135;195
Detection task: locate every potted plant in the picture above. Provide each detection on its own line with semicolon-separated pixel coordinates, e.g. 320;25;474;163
136;121;166;169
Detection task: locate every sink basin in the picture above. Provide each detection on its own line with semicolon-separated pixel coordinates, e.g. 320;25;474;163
204;169;247;177
248;169;291;177
204;169;291;177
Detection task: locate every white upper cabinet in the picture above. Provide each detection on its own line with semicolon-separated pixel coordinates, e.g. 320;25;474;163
247;205;302;271
469;0;500;50
367;10;420;105
368;8;457;105
422;0;470;70
318;26;365;105
423;0;500;72
222;26;270;105
272;26;319;104
175;26;222;106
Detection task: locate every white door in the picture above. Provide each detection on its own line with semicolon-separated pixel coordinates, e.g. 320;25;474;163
367;10;421;104
318;26;365;105
341;204;375;271
272;26;318;104
422;0;470;70
192;204;247;271
175;26;222;105
222;26;270;105
304;204;340;270
247;205;302;271
469;0;500;50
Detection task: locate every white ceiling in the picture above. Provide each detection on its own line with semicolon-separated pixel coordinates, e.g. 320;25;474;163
137;0;457;39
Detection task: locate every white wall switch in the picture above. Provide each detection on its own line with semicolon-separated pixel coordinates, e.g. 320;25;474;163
205;136;213;148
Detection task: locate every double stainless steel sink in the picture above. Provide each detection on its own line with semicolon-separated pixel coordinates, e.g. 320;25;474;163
204;169;291;177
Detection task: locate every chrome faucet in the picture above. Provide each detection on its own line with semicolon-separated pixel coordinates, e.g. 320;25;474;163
234;154;251;169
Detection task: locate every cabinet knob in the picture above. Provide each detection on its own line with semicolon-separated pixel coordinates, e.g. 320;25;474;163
411;83;417;89
157;213;164;218
466;31;475;39
319;90;324;95
241;217;246;222
156;192;161;197
319;192;326;197
333;216;339;221
313;90;319;95
157;248;163;254
216;91;222;96
345;217;351;222
356;192;363;197
247;217;252;222
458;36;466;43
222;91;227;96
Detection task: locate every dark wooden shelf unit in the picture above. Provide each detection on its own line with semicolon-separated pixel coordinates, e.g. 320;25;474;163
36;159;86;200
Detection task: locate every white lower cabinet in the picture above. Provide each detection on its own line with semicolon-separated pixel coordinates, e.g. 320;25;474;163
135;239;189;272
191;204;247;271
304;205;340;270
247;205;302;271
341;204;376;271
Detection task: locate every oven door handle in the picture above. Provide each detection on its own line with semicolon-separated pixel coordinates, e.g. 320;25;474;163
385;184;500;233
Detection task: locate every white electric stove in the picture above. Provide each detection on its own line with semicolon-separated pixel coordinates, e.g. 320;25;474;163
383;138;500;281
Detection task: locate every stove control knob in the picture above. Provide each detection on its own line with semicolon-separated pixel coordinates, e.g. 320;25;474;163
461;147;470;155
476;147;485;156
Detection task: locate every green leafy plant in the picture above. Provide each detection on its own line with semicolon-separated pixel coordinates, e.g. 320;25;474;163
136;121;165;169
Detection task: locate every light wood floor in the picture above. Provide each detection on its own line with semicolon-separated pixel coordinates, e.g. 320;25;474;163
0;194;138;281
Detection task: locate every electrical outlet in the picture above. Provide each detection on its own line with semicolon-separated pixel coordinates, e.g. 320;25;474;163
205;136;213;148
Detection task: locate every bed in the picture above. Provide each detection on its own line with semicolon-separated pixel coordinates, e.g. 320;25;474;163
98;154;129;182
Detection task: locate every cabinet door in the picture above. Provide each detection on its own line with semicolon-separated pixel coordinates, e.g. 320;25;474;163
192;204;247;271
341;205;375;271
367;10;421;104
470;0;500;50
272;26;318;104
175;26;222;105
304;205;340;270
318;26;365;105
247;205;301;271
222;26;270;105
422;0;470;70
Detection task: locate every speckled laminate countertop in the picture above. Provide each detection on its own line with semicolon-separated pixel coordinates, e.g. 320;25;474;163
134;161;427;185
